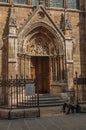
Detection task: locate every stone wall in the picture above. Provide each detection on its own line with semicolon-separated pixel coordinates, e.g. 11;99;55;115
0;2;86;100
0;108;40;119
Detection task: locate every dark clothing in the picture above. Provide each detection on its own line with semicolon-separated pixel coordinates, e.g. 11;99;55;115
66;104;75;114
63;102;75;114
76;104;81;113
63;95;76;114
63;102;68;112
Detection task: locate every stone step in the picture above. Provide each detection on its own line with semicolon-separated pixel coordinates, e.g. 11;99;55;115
22;94;66;107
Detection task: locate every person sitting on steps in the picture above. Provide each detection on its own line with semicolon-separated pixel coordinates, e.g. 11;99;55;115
63;93;76;114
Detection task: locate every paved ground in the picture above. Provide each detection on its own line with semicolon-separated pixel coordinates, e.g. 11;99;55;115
0;106;86;130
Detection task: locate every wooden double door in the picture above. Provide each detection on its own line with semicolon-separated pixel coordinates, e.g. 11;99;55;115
31;56;50;93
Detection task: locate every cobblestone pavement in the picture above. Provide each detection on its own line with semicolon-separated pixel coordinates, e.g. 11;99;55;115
0;107;86;130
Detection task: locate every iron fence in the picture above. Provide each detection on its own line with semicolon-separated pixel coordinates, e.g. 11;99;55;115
73;72;86;102
0;75;39;109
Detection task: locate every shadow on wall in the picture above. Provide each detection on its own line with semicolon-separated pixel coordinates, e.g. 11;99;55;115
79;2;86;75
2;7;10;79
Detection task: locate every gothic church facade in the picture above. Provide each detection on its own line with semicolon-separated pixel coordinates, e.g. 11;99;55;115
0;0;86;100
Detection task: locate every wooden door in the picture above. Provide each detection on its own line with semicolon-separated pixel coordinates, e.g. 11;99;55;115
31;56;50;93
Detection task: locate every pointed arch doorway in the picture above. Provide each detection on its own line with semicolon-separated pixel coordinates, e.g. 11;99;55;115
31;56;50;93
18;23;66;94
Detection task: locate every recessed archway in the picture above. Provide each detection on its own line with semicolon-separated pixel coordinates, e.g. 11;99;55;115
18;22;65;94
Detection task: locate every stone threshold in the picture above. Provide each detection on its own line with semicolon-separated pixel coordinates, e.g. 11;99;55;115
0;108;40;119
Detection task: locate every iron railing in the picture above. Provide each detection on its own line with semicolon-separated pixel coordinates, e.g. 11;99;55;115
73;72;86;102
0;75;39;109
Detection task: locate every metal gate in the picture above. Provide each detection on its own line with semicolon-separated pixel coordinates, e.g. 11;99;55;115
0;75;39;109
73;72;86;101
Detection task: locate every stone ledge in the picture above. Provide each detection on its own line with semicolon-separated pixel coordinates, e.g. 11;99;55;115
0;109;10;119
0;108;40;119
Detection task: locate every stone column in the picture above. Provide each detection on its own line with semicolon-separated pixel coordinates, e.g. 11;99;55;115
64;9;73;89
59;55;63;81
59;55;62;80
0;50;2;79
52;57;56;81
56;56;59;81
25;55;28;77
59;54;64;81
28;56;31;79
62;55;65;80
45;0;50;7
55;57;57;81
8;4;18;78
65;36;73;89
58;55;61;81
49;57;52;83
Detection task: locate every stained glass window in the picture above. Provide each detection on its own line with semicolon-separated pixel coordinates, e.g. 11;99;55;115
0;0;79;9
32;0;46;6
67;0;79;9
32;0;38;6
14;0;27;4
50;0;63;8
0;0;7;2
42;0;46;6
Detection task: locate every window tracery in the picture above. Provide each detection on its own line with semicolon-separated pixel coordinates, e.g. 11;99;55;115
14;0;27;4
32;0;38;6
50;0;63;8
67;0;79;9
0;0;7;2
0;0;79;9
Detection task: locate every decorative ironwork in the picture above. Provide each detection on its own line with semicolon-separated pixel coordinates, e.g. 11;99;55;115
73;77;86;85
0;76;39;109
73;72;86;112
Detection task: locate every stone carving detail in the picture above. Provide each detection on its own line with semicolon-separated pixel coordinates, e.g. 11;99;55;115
65;12;72;30
29;38;49;56
38;11;45;19
60;12;72;31
9;3;16;26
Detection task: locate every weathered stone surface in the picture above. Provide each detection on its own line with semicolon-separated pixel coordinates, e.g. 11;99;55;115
0;109;10;119
0;108;40;119
0;1;86;100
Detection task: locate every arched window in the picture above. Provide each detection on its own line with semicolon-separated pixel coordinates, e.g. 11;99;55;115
50;0;63;8
14;0;27;4
67;0;79;9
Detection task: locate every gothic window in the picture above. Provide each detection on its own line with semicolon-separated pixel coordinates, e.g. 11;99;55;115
42;0;46;6
32;0;38;6
14;0;27;4
0;0;7;2
32;0;46;6
50;0;63;8
67;0;79;9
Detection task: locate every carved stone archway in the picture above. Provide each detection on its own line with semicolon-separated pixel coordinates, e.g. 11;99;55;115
7;5;74;94
17;23;66;93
